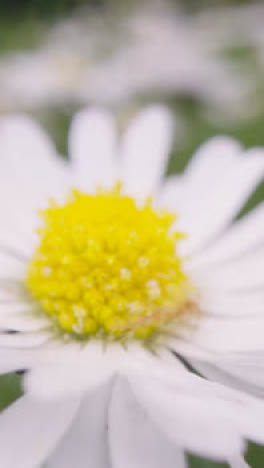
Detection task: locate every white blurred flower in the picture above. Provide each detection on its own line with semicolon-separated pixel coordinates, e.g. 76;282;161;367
0;1;252;118
0;106;263;467
194;2;264;117
195;2;264;60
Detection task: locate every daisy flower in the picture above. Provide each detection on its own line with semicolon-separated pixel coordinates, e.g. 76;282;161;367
0;106;263;468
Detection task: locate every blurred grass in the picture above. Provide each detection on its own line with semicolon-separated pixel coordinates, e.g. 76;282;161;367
0;374;22;411
0;0;106;53
0;17;46;52
0;0;105;20
189;455;227;468
180;0;255;13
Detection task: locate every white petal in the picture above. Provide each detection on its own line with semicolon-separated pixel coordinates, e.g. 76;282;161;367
0;348;42;374
0;181;64;257
156;174;186;214
0;394;80;468
0;331;50;347
190;316;264;352
0;314;49;332
0;303;35;316
177;136;241;230
0;252;26;280
0;290;22;302
120;106;173;199
24;341;162;399
109;377;186;468
0;228;33;258
182;151;264;255
189;202;264;270
167;337;222;363
0;184;38;246
179;137;241;222
129;374;245;461
183;137;241;194
0;343;161;380
201;291;264;317
0;279;25;303
47;382;111;468
150;365;264;445
24;363;93;399
191;248;264;291
0;114;55;169
69;107;117;189
0;344;79;375
190;354;264;398
0;115;67;193
230;456;250;468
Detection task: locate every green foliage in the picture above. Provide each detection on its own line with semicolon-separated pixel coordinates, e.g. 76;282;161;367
178;0;255;13
0;374;22;412
0;0;105;19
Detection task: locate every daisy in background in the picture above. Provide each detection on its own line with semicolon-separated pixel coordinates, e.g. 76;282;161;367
0;0;250;121
194;2;264;119
0;105;263;468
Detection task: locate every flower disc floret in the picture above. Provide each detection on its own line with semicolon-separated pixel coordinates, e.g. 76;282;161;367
26;183;190;341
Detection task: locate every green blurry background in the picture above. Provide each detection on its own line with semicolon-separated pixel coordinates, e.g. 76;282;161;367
0;0;263;466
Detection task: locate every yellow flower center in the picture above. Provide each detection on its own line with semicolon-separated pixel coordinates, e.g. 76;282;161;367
26;183;191;342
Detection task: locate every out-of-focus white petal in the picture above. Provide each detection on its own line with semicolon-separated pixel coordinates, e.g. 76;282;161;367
0;252;26;280
0;314;49;332
0;115;68;195
177;136;241;233
0;331;50;348
190;352;264;398
230;456;250;468
190;247;264;291
0;181;38;248
0;227;33;258
109;377;186;468
0;344;85;375
181;151;264;255
24;341;162;399
120;106;173;199
188;202;264;270
0;303;36;316
189;316;264;352
24;364;97;400
156;174;186;215
183;136;241;200
47;382;111;468
200;290;264;317
0;348;45;375
0;394;80;468
129;374;245;461
69;107;117;189
0;114;55;172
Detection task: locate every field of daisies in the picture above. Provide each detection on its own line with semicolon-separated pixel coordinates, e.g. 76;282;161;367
0;0;264;467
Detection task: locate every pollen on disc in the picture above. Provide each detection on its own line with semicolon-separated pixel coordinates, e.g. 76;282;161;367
26;183;191;341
